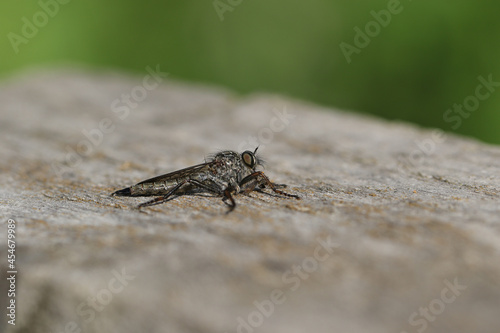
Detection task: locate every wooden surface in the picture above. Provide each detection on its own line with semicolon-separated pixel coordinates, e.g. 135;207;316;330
1;69;500;333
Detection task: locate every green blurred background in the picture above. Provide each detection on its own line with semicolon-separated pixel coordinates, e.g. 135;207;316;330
1;0;499;144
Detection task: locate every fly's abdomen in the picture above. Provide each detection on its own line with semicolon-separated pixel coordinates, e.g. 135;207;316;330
130;180;176;196
112;178;180;197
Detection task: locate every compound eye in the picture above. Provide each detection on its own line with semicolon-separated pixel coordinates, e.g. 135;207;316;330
242;151;256;168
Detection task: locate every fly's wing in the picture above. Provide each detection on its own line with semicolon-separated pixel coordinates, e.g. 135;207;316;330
136;162;211;185
112;161;214;197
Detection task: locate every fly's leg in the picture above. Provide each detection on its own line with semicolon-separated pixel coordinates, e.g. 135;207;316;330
221;178;242;213
239;171;300;199
223;186;237;213
138;179;224;209
188;179;224;196
264;183;287;189
138;181;186;208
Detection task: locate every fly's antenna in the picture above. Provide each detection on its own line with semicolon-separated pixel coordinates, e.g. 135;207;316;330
253;146;266;168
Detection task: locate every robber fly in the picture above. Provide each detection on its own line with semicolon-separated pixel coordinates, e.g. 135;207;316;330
111;148;300;212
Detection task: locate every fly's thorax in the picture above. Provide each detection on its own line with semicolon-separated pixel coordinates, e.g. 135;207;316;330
209;150;255;184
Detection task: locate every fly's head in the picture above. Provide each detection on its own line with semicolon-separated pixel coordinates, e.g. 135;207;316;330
240;147;264;171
